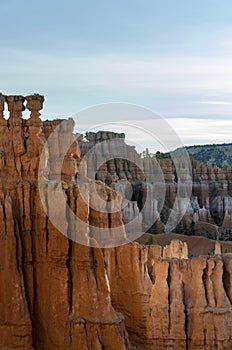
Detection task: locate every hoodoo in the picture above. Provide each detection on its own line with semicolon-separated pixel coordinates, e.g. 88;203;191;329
0;94;232;349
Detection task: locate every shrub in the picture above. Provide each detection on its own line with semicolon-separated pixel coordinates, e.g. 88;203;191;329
145;235;156;245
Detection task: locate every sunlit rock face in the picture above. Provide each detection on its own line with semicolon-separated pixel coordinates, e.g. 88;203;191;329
104;243;232;350
0;95;131;349
0;95;232;349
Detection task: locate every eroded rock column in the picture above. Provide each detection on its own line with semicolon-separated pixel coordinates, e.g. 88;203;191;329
0;93;6;121
26;94;44;120
6;95;25;120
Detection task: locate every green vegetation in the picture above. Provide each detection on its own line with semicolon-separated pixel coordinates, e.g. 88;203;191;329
220;229;232;241
173;143;232;168
141;142;232;168
145;235;156;245
141;148;171;159
155;151;171;159
221;245;228;254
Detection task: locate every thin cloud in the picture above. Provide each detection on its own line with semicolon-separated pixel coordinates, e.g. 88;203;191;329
2;48;232;118
197;101;232;105
75;118;232;153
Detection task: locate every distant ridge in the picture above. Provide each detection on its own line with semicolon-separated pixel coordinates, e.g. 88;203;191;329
172;142;232;168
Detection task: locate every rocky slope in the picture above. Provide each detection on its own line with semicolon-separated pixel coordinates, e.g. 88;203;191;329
0;93;232;349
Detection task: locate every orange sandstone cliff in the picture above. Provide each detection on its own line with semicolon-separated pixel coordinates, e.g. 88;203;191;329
0;94;232;350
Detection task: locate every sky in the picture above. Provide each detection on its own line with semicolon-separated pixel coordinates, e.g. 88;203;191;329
1;0;232;150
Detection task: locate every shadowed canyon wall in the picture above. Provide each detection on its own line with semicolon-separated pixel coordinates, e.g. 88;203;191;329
79;131;232;240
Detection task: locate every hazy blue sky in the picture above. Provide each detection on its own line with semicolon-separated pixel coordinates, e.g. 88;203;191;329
1;0;232;146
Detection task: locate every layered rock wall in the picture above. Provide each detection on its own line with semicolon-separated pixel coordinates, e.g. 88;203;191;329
0;95;131;349
0;96;232;349
79;132;232;238
104;243;232;350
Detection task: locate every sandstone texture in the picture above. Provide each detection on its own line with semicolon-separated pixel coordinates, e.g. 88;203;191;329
0;95;131;349
104;243;232;350
0;95;232;349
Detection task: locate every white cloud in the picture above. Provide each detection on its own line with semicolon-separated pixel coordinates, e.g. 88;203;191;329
167;118;232;147
75;117;232;153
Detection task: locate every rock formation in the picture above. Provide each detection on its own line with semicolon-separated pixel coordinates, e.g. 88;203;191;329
79;131;232;240
104;243;232;350
0;94;232;349
0;95;131;349
162;239;188;259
